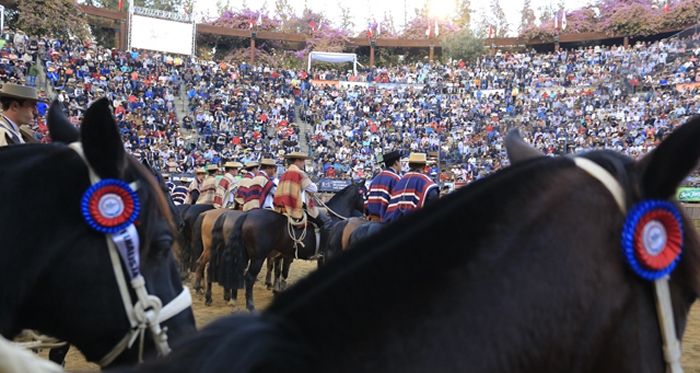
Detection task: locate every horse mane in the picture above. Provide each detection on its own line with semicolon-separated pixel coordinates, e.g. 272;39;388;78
122;155;176;259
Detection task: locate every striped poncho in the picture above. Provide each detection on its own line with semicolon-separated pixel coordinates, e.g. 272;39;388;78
273;164;318;219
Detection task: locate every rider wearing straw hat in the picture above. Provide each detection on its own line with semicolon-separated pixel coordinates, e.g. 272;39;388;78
214;161;242;208
171;177;190;205
233;161;260;209
0;83;47;146
384;152;439;223
243;158;278;212
196;165;221;205
274;152;332;231
185;168;207;204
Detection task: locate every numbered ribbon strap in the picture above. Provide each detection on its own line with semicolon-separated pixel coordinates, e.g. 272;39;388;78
81;179;140;234
621;200;683;281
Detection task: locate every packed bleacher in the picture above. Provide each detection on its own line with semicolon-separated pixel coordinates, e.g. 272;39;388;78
2;26;700;186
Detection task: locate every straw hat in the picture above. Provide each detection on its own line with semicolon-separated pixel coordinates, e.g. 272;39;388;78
0;83;48;103
161;173;170;179
245;161;260;169
180;177;191;183
195;168;207;174
284;151;311;160
260;158;277;167
206;164;219;172
224;161;243;169
408;152;427;164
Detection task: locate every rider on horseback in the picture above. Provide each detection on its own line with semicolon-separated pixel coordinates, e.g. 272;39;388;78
195;165;220;205
233;161;260;209
214;161;242;208
243;158;278;211
273;152;332;231
365;150;403;222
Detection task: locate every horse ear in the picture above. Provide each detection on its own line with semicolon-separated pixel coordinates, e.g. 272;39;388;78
47;99;79;144
80;98;126;179
142;158;152;170
636;116;700;200
505;129;543;165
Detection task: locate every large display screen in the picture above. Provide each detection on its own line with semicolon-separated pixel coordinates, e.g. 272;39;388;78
130;15;193;56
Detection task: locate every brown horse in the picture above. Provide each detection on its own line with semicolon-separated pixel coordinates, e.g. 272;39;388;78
191;208;229;294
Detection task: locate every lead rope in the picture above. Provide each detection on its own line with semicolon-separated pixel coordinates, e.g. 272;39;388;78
287;214;308;258
573;157;683;373
312;194;348;220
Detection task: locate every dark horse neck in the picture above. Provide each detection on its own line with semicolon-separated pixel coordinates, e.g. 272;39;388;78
264;157;663;372
323;184;362;221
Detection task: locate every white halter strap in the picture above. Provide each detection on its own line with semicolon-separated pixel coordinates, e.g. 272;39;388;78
574;156;683;373
67;142;192;367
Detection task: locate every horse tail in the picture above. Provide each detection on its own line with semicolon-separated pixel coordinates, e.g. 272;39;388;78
190;213;206;272
220;213;248;291
208;213;227;284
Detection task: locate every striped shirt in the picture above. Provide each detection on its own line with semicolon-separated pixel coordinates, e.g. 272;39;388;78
384;171;438;223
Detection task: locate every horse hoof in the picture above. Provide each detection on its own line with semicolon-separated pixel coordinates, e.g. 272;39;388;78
204;299;212;306
195;289;202;295
267;284;272;290
227;300;236;307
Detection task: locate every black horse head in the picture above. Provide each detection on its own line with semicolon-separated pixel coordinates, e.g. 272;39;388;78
0;99;196;367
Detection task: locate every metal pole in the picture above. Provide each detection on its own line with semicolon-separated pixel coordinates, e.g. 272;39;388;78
0;5;5;37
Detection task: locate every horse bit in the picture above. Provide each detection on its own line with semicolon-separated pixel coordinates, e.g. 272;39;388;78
68;142;192;367
574;157;683;373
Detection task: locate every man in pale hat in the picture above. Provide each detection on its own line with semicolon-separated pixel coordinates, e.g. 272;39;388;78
234;160;260;208
243;158;278;212
384;152;439;223
196;165;221;205
162;173;175;194
274;152;332;232
171;177;190;206
185;168;208;204
365;150;403;222
0;83;48;146
214;161;242;208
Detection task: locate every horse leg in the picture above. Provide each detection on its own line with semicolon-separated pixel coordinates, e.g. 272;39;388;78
273;256;283;293
193;260;206;295
245;258;265;312
229;288;239;313
204;280;213;306
48;344;70;367
281;257;292;291
265;257;273;290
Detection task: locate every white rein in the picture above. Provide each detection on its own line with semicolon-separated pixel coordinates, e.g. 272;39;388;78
573;157;683;373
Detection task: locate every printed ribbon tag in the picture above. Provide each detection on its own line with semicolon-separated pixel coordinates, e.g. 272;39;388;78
111;224;142;281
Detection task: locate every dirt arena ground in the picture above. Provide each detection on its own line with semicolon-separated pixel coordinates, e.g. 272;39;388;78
42;260;700;371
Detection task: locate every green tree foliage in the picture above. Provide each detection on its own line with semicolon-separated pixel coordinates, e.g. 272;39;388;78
414;0;430;19
490;0;510;37
274;0;295;23
452;0;471;29
17;0;90;41
337;1;355;33
537;4;556;25
518;0;536;35
442;28;485;62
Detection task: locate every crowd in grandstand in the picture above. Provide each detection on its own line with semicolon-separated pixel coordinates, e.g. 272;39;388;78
2;26;700;185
